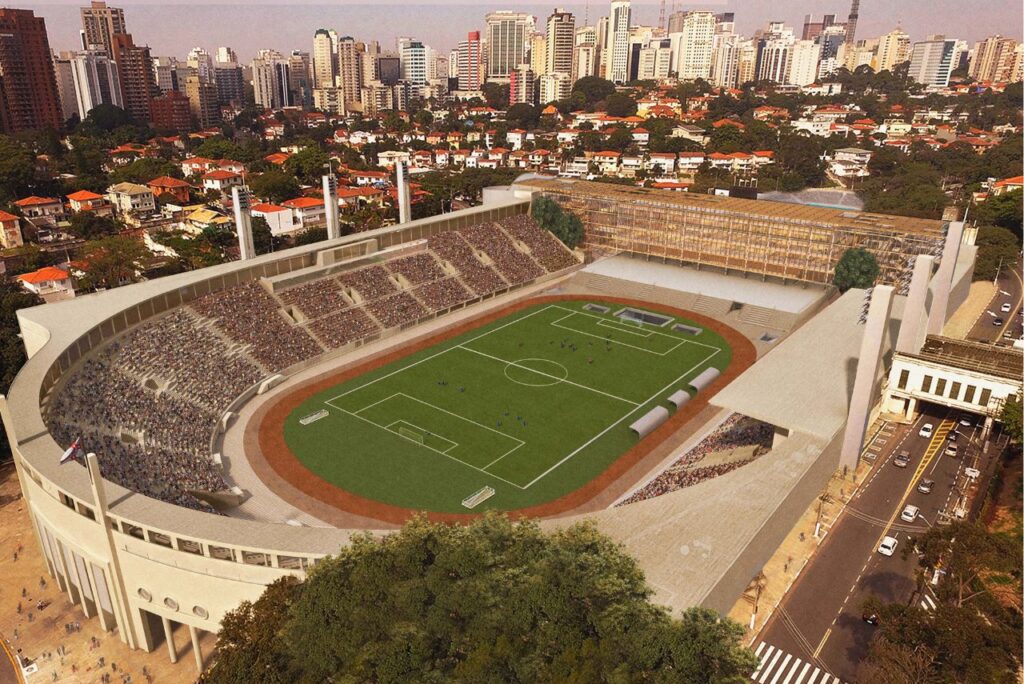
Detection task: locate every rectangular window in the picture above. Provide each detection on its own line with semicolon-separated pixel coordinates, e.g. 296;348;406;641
964;385;977;404
921;375;933;393
897;369;910;390
949;382;961;401
979;388;992;407
935;378;947;396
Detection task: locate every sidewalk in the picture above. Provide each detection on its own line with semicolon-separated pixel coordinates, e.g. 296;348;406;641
943;281;997;339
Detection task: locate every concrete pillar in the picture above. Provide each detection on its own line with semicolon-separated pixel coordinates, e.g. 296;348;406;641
927;221;964;335
841;285;895;471
232;186;256;260
189;625;204;673
322;174;341;240
162;616;178;663
896;254;934;354
396;162;411;224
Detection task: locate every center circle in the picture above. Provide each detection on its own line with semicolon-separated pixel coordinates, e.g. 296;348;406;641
503;358;570;387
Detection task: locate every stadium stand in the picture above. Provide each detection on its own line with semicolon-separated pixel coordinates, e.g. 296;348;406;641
307;306;379;348
386;253;447;285
460;222;545;285
428;230;509;296
365;291;428;329
413;277;474;312
499;215;579;272
338;264;397;302
278;278;350;320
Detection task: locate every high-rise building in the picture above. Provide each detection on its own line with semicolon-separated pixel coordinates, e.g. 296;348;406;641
485;11;534;80
150;89;191;130
875;29;911;72
185;75;218;128
457;31;482;91
546;9;575;76
52;52;79;121
817;24;847;62
252;50;287;109
186;47;213;83
529;34;548;76
360;41;381;86
110;33;155;122
637;39;671;80
312;28;337;90
669;10;715;80
605;0;631;83
539;71;571;103
908;35;958;87
399;38;428;85
70;48;123;118
509;63;536;104
378;54;401;85
288;51;312;108
787;40;822;86
756;22;795;84
0;8;63;132
969;35;1020;82
213;61;244;105
736;40;757;85
336;36;361;105
79;1;125;56
573;45;597;80
801;14;836;41
709;32;740;88
216;46;237;64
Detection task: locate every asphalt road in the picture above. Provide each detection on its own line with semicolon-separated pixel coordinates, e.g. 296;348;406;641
0;637;19;684
967;260;1023;344
751;406;996;683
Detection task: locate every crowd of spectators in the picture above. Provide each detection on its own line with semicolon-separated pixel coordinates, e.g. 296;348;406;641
366;292;428;329
191;283;323;370
308;307;379;348
428;230;508;296
461;223;545;285
387;253;446;285
618;414;774;505
337;265;397;303
413;278;473;312
278;278;350;321
499;215;579;272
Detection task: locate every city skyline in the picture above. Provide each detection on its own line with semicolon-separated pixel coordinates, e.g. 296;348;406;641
23;0;1024;62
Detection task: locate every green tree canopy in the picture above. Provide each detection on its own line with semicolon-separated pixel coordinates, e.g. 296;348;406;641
976;189;1023;242
0;136;37;202
191;137;245;162
973;226;1019;281
248;169;301;204
201;515;755;683
999;394;1022;445
605;92;637;117
80;235;146;289
505;103;540;130
832;247;880;292
481;82;510;110
284;147;331;185
0;283;43;461
109;158;181;185
570;76;616;109
79;103;135;133
67;212;120;241
532;196;584;249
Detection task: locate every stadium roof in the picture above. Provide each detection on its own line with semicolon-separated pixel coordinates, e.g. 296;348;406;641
903;335;1023;381
517;178;944;237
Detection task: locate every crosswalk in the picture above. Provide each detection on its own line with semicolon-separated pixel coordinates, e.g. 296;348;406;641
750;642;844;684
920;592;937;611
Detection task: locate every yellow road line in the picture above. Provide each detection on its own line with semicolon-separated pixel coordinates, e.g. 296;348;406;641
0;635;23;684
812;627;832;658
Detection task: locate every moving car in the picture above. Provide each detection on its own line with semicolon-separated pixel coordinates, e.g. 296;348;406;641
862;612;879;626
993;317;1004;326
959;416;973;427
918;479;935;494
1001;302;1012;313
945;443;958;457
878;536;898;556
894;450;911;468
901;504;920;522
919;423;934;438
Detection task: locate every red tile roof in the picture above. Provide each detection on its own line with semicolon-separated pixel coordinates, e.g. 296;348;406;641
18;266;69;284
148;176;190;188
202;169;240;181
282;197;324;209
67;190;103;201
14;196;59;207
251;202;288;213
0;210;18;222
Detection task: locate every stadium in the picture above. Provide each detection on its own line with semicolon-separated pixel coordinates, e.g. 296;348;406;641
1;177;975;671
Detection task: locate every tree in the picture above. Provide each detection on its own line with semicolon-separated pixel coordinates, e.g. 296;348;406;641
505;103;540;130
481;82;510;110
67;212;120;241
292;226;328;246
973;226;1019;281
832;247;879;291
532;196;584;249
605;92;637;117
248;170;301;204
191;137;245;162
202;515;756;683
999;394;1022;444
570;76;616;109
975;189;1023;242
79;103;135;133
0;283;43;462
251;215;275;255
284;147;330;185
914;521;1019;609
109;158;181;185
80;236;146;289
0;135;38;201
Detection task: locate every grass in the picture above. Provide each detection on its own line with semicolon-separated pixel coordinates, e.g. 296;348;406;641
283;300;732;513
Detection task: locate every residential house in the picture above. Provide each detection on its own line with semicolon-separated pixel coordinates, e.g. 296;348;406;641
0;210;23;248
13;196;63;226
592;151;621;174
281;197;325;229
201;170;243;193
66;190;113;216
251;203;295;235
147;176;192;204
17;266;74;302
106;183;156;217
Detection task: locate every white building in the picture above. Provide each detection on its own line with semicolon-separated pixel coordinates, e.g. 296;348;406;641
669;10;715;80
604;1;631;83
539;72;572;103
875;29;911;72
546;9;575;76
787;40;821;87
908;35;959;88
485;11;534;80
70;48;123;118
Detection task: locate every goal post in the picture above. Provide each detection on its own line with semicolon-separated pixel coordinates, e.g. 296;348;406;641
462;486;496;509
398;425;425;444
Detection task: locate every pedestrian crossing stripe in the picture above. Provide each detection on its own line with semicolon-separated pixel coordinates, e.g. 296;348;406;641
920;593;937;611
751;642;845;684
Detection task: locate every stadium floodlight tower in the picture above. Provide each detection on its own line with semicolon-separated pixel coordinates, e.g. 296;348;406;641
322;174;342;240
926;220;965;335
841;284;895;471
232;186;256;260
396;161;412;224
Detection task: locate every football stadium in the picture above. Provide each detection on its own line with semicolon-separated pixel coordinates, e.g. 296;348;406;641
1;176;976;670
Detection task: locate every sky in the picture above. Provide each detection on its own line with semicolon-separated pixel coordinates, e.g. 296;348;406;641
23;0;1024;61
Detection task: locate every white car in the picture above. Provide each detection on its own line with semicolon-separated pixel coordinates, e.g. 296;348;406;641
901;505;920;523
878;536;899;556
944;444;958;458
1001;302;1013;313
919;423;934;438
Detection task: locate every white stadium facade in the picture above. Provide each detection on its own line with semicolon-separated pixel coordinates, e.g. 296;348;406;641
2;176;1004;673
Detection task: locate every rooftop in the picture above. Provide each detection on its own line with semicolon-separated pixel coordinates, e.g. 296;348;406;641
906;335;1023;381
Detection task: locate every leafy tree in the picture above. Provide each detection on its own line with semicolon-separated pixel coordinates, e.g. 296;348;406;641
0;283;43;462
0;136;38;201
570;76;616;109
605;92;637;117
976;189;1023;242
67;213;120;241
202;515;756;683
251;215;275;255
414;109;434;127
1000;394;1022;444
79;103;135;133
859;161;948;219
80;236;146;289
505;103;540;130
481;82;510;110
532;196;584;249
109;158;181;185
284;147;330;185
775;133;825;187
973;226;1019;281
191;137;245;161
832;247;879;291
292;226;328;246
914;521;1019;608
248;169;301;204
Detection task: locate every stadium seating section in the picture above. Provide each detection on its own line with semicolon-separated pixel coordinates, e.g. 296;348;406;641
46;217;580;511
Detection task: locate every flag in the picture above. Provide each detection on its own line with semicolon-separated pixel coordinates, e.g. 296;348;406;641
60;438;82;465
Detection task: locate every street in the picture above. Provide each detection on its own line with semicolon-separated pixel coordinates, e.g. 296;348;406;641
750;406;998;683
966;261;1023;345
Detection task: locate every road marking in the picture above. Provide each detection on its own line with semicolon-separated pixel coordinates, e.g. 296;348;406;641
812;628;831;659
750;643;843;684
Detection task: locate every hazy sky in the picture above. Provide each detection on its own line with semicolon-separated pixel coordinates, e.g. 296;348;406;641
23;0;1024;61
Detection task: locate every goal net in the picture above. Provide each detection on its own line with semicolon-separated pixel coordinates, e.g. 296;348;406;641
462;486;496;509
398;425;425;444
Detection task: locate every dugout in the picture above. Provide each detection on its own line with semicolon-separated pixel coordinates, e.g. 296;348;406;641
629;406;670;438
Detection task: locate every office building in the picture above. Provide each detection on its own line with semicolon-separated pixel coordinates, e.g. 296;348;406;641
908;35;958;87
710;32;740;88
457;31;483;91
288;51;312;108
111;33;155;122
79;1;125;56
70;48;123;118
252;50;288;109
756;22;796;84
670;10;715;80
216;46;237;64
400;38;429;85
801;14;836;41
51;52;79;121
605;0;631;83
0;8;63;132
546;9;575;76
485;11;534;80
213;61;244;105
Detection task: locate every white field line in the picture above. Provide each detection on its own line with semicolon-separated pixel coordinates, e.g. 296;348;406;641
550;314;683;356
595;317;654;338
552;304;721;351
384;418;459;453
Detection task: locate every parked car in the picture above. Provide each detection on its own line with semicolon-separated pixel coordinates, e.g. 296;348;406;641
894;450;911;468
862;612;879;626
919;423;934;438
944;443;958;458
948;430;958;442
901;504;920;522
878;536;898;556
917;479;935;494
959;416;973;427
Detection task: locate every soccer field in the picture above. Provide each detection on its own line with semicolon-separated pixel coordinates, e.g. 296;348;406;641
282;300;733;513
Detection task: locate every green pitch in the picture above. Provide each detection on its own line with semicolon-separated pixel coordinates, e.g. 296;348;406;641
284;300;732;513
